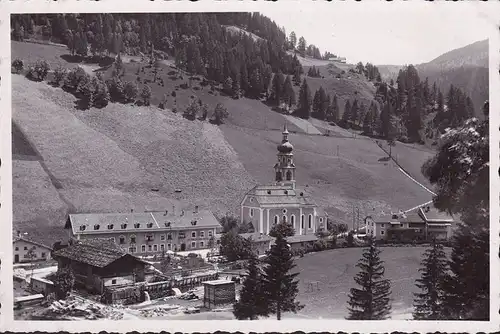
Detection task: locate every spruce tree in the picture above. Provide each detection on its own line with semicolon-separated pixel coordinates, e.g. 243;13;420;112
312;89;321;116
346;238;392;320
233;254;267;320
332;95;340;123
342;100;351;126
262;230;303;320
350;99;359;125
282;75;296;108
297;78;312;119
413;239;448;320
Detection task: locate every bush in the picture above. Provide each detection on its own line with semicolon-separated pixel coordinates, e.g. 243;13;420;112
64;67;87;92
52;66;67;86
12;59;24;73
77;74;95;109
106;77;125;102
93;77;110;108
123;81;139;102
213;103;229;125
183;99;200;120
33;60;50;81
54;268;75;300
141;85;152;106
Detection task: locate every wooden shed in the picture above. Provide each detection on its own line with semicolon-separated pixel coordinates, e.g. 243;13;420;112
202;280;236;309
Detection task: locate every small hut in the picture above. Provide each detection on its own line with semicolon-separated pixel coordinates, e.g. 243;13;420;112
202;280;236;309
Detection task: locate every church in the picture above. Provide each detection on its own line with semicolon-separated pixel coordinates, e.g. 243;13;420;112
240;125;328;235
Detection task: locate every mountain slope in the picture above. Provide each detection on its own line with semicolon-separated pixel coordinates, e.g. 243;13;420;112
378;40;488;111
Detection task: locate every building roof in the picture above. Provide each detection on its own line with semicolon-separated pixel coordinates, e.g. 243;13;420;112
419;207;454;222
52;238;146;268
13;236;53;250
239;232;274;242
286;234;318;243
244;185;317;207
203;279;235;286
67;209;221;235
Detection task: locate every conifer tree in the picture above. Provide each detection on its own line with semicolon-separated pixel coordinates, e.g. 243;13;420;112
342;100;351;127
413;239;448;320
282;75;296;108
270;72;285;105
362;106;373;135
312;89;322;116
233;254;267;319
293;67;301;86
350;99;359;125
296;78;312;119
422;113;489;320
262;229;303;320
331;95;340;123
346;237;392;320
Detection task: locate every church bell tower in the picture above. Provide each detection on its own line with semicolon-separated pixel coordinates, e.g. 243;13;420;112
274;124;296;189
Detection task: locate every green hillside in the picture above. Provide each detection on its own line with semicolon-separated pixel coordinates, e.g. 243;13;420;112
11;40;436;246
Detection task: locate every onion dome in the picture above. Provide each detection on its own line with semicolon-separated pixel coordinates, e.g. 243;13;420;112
278;140;293;153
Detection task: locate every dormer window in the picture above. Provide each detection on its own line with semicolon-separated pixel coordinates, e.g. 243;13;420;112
107;224;114;230
134;223;141;228
392;214;398;219
267;190;271;195
93;224;100;230
284;190;288;195
79;225;86;231
165;222;171;227
147;223;153;228
191;220;197;226
300;192;304;196
121;223;128;229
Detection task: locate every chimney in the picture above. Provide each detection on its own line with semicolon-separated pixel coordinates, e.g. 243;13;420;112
194;205;199;214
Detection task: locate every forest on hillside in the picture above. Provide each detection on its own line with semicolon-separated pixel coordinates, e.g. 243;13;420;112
11;13;482;146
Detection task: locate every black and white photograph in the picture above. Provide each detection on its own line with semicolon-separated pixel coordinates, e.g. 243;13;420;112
5;2;495;328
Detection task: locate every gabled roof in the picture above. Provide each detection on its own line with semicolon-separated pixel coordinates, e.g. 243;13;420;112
244;184;316;206
13;236;53;250
67;209;221;235
52;238;147;268
419;207;454;222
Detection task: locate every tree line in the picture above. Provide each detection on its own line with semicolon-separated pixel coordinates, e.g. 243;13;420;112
11;13;303;102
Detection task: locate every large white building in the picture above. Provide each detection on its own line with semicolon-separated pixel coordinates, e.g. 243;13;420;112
240;125;327;235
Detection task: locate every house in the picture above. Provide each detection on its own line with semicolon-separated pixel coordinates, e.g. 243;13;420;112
365;205;453;242
52;238;149;294
240;125;328;237
64;206;221;255
328;57;347;63
13;234;52;263
286;234;318;251
31;276;54;296
239;232;274;256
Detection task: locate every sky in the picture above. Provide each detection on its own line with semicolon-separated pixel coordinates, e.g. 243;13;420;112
258;2;494;65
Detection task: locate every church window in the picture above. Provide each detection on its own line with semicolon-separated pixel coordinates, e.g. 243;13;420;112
274;216;279;224
308;215;313;229
282;215;287;223
284;190;288;194
267;190;271;194
319;218;323;223
283;209;287;214
249;208;254;217
286;170;292;181
301;215;305;229
249;197;254;203
275;171;282;182
287;158;291;164
291;215;296;228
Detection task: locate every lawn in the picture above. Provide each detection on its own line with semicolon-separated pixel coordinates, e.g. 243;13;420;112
292;246;452;319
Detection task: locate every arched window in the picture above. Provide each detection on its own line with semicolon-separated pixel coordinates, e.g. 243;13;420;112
291;215;296;228
249;208;254;217
274;215;279;224
286;170;292;181
301;215;305;229
282;215;287;223
308;214;313;229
